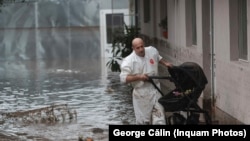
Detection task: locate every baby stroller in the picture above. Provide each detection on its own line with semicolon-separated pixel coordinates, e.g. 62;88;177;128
149;62;211;125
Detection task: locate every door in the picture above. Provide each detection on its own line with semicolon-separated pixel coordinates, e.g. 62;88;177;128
100;9;130;79
100;9;130;59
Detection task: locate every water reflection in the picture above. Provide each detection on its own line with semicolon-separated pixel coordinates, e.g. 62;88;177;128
0;59;135;141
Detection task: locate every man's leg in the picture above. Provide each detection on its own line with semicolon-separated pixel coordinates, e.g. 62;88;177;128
151;102;166;125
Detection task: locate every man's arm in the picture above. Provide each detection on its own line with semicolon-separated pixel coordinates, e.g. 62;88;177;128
125;74;148;83
120;59;149;83
159;59;172;68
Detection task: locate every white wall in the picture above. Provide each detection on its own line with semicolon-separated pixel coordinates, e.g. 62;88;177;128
161;0;204;65
138;0;250;124
214;0;250;124
138;0;155;39
138;0;206;106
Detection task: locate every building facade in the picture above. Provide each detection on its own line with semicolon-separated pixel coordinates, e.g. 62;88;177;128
133;0;250;124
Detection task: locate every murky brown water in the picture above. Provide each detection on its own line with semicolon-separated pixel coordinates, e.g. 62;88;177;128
0;59;135;141
0;26;136;141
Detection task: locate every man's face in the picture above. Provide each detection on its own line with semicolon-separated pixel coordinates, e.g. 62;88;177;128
133;41;145;57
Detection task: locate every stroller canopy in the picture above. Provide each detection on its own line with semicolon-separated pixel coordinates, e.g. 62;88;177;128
158;62;212;124
168;62;208;91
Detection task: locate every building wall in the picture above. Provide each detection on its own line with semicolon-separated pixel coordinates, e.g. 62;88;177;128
137;0;250;124
138;0;154;38
213;0;250;124
138;0;204;63
99;0;129;9
138;0;205;90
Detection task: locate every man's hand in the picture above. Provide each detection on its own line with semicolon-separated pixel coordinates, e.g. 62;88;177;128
159;59;173;68
165;62;173;68
138;74;149;81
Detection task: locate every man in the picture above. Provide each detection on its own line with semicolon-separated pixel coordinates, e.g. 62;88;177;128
119;37;172;125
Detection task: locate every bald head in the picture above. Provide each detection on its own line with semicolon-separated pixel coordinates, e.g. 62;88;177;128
132;38;144;48
132;38;145;57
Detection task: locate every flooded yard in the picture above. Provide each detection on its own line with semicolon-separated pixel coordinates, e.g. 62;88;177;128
0;60;135;141
0;26;135;141
0;1;135;140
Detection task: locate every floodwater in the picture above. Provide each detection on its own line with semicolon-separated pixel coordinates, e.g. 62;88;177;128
0;60;135;141
0;27;243;141
0;27;135;141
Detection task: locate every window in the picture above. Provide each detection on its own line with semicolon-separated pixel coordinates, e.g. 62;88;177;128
238;0;247;60
229;0;248;61
143;0;150;23
159;0;168;39
186;0;197;46
106;13;124;44
191;0;197;45
160;0;168;19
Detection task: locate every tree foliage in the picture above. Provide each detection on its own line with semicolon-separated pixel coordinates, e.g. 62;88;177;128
106;23;140;72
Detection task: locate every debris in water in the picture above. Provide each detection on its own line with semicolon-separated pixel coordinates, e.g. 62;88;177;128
78;136;94;141
105;87;114;93
0;103;77;125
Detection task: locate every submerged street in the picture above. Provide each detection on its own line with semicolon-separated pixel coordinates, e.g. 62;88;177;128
0;59;135;141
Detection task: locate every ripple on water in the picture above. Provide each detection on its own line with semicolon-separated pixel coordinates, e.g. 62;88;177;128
0;70;135;140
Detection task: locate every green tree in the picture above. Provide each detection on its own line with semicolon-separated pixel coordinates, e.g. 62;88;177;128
106;23;140;72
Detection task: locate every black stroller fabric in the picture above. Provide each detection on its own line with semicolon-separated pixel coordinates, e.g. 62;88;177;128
168;61;208;91
158;62;208;112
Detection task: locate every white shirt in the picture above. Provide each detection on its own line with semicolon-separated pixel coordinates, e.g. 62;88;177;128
119;46;166;124
120;46;162;87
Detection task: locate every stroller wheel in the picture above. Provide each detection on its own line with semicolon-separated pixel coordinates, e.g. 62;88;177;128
167;113;186;125
186;113;200;124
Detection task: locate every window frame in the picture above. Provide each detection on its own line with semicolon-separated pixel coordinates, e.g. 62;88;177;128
186;0;197;46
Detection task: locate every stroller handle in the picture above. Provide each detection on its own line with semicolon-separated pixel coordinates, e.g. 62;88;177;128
148;76;171;79
148;76;174;97
148;76;172;80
